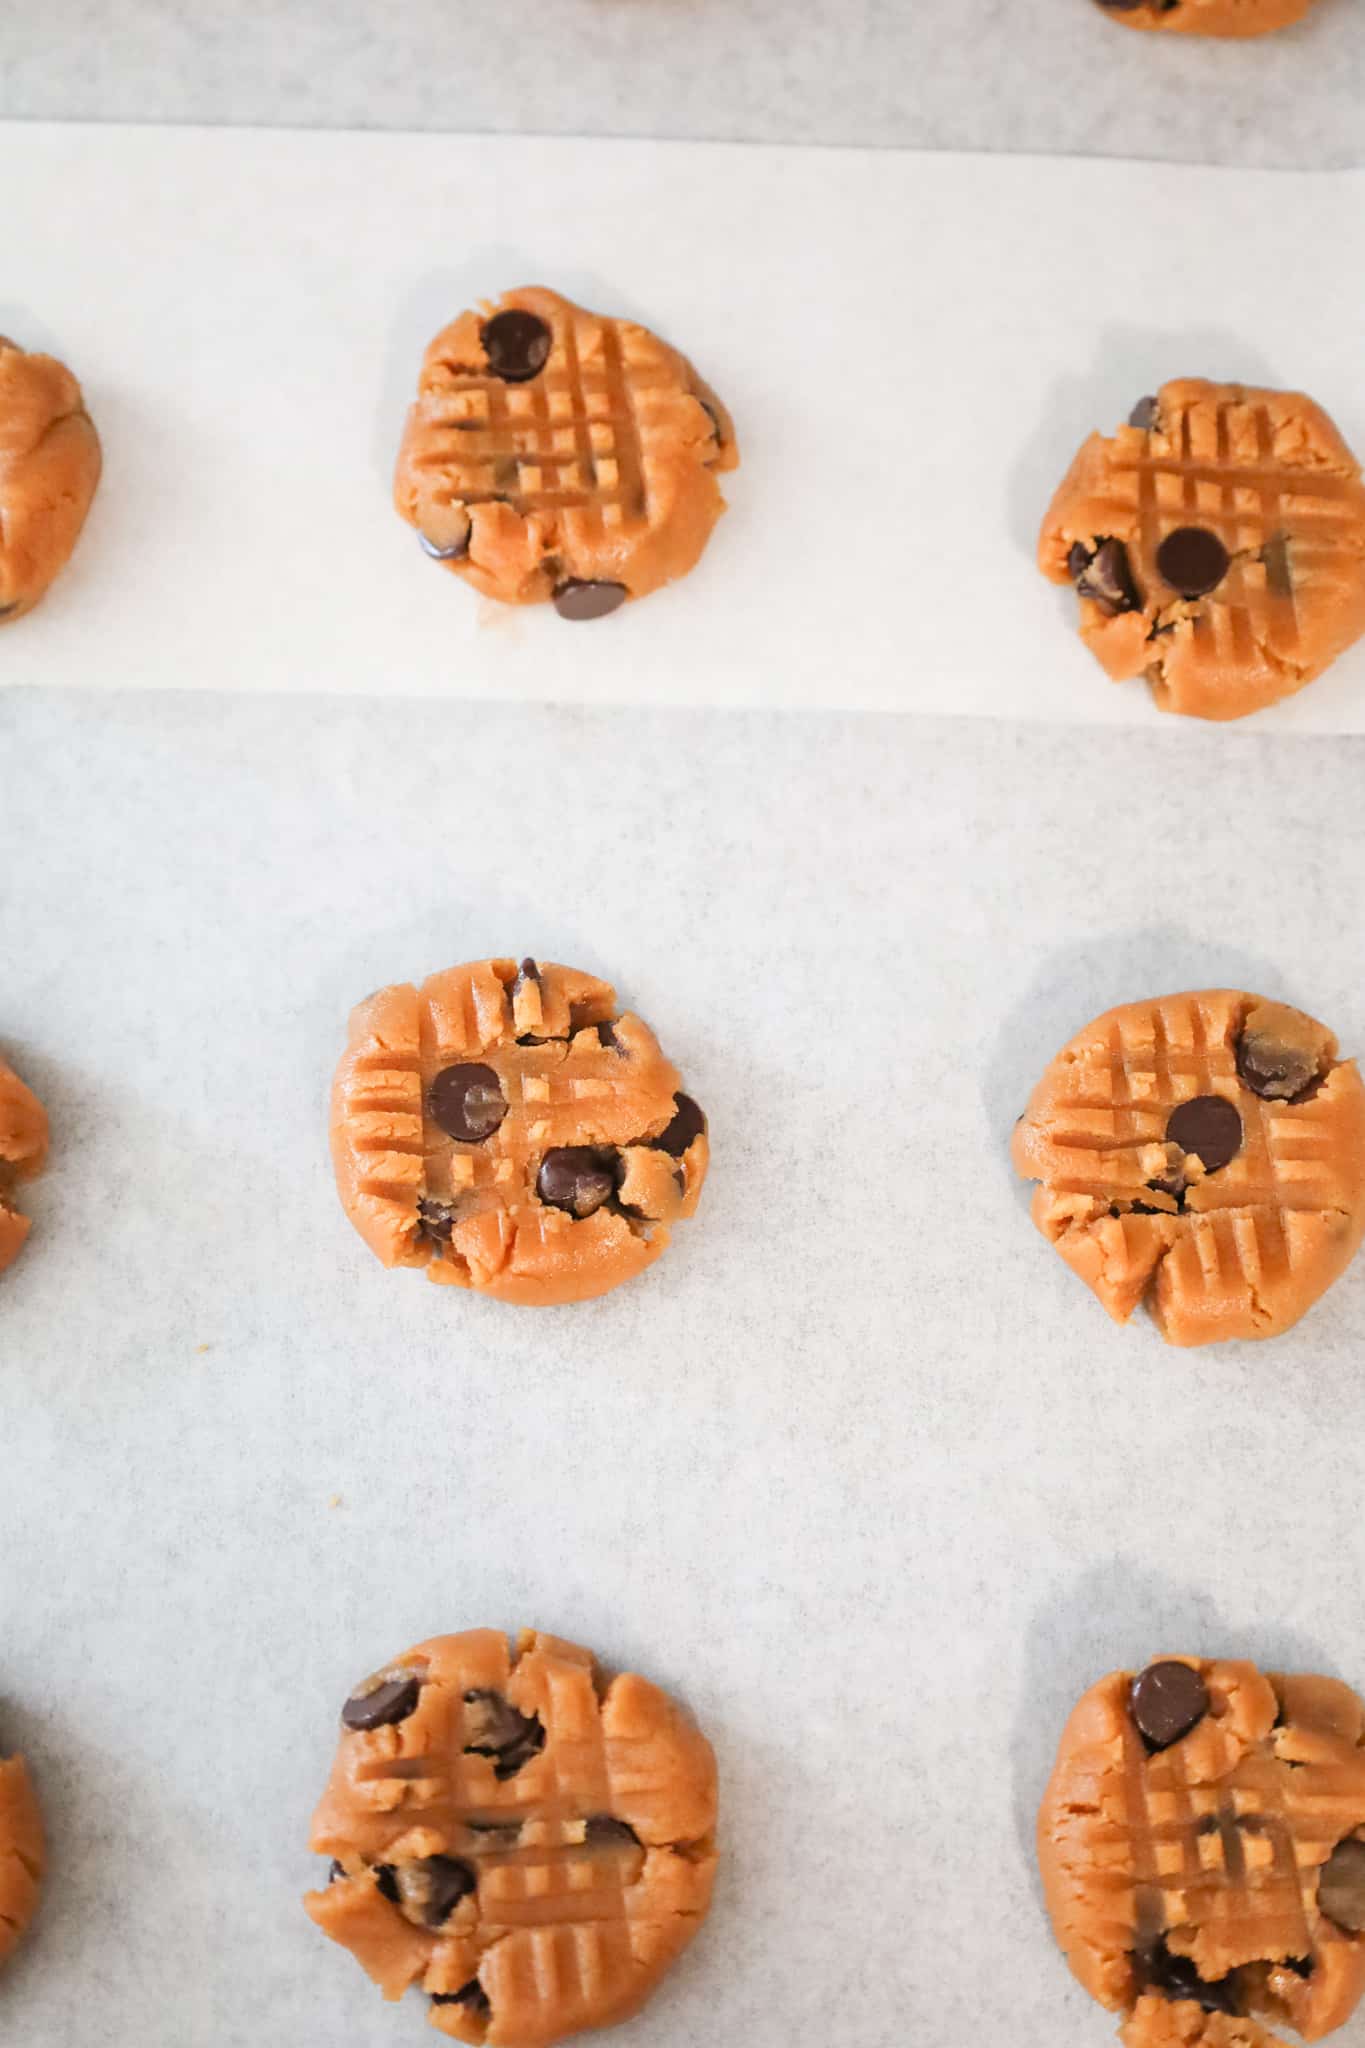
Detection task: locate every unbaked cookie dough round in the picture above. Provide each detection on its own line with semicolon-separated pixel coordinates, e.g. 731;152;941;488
1039;1658;1365;2048
0;1055;49;1277
1012;991;1365;1345
0;1745;44;1969
331;956;709;1307
394;287;737;617
305;1629;718;2046
0;338;101;623
1091;0;1321;33
1039;379;1365;720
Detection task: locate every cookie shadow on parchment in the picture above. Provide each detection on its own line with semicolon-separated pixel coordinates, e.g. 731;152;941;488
981;922;1292;1216
1005;325;1282;559
1009;1560;1348;1914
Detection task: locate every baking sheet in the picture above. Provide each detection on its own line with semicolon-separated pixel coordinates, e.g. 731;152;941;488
5;121;1365;730
2;687;1365;2047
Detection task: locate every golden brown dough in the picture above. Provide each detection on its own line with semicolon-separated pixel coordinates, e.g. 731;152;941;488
330;956;708;1308
1039;380;1365;720
1091;0;1320;33
305;1629;718;2047
394;287;737;618
0;1748;44;1968
0;338;101;622
0;1056;49;1277
1040;1660;1365;2046
1012;991;1365;1345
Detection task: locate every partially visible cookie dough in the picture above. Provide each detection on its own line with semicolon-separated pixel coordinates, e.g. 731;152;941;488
1040;1659;1365;2048
1012;991;1365;1344
0;338;101;622
394;286;737;616
1091;0;1320;33
0;1747;44;1968
305;1629;718;2046
331;956;709;1306
0;1056;49;1276
1039;380;1365;720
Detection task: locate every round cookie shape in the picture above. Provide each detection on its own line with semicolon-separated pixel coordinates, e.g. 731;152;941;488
305;1629;718;2047
0;1745;44;1968
1039;1659;1365;2047
1011;991;1365;1345
330;957;709;1306
1039;379;1365;720
393;287;738;615
1091;0;1320;32
0;1056;50;1276
0;338;101;623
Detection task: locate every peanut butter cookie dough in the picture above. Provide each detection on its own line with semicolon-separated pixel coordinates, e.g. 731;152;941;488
0;1056;49;1277
1040;1659;1365;2048
331;956;708;1307
1012;992;1365;1345
0;1746;44;1969
1039;380;1365;720
0;338;101;623
394;287;737;618
306;1629;718;2047
1091;0;1320;33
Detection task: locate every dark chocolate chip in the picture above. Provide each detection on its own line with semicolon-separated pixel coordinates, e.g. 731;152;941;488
1142;1937;1240;2015
1319;1839;1365;1934
1165;1096;1243;1175
598;1021;623;1053
652;1093;706;1158
481;309;552;383
433;1981;492;2016
1156;525;1230;599
342;1672;422;1731
536;1146;621;1219
1236;1029;1323;1105
553;578;628;622
515;956;540;987
328;1858;346;1883
403;1855;477;1927
374;1863;401;1904
416;1198;457;1244
1284;1956;1315;1978
1130;1661;1209;1751
462;1690;546;1779
430;1062;508;1144
1069;537;1139;616
585;1815;642;1847
1129;396;1159;430
419;530;469;562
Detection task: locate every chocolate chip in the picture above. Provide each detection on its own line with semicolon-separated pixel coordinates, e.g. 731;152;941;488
416;1198;457;1244
1068;537;1138;616
481;308;552;383
652;1093;706;1158
342;1671;422;1731
462;1690;546;1779
553;578;628;622
515;956;540;988
1319;1840;1365;1933
1165;1096;1242;1175
1129;396;1159;430
1236;1028;1324;1104
398;1855;477;1927
1156;525;1230;598
433;1982;491;2016
598;1021;623;1053
1130;1662;1209;1751
328;1858;346;1883
1284;1956;1315;1978
430;1062;507;1144
374;1863;401;1904
536;1146;621;1219
1142;1937;1240;2015
585;1815;641;1846
419;530;469;561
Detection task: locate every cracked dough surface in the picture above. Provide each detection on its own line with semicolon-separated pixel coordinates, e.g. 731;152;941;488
393;286;737;613
1039;379;1365;720
0;1750;44;1969
1092;0;1321;35
305;1629;718;2048
1040;1660;1365;2048
0;1055;49;1277
0;338;101;622
330;956;708;1307
1012;991;1365;1346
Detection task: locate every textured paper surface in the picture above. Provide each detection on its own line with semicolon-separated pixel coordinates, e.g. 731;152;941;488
4;121;1365;729
2;689;1365;2046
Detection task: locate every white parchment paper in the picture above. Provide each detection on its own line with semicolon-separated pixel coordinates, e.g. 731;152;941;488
2;688;1365;2046
5;122;1365;730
